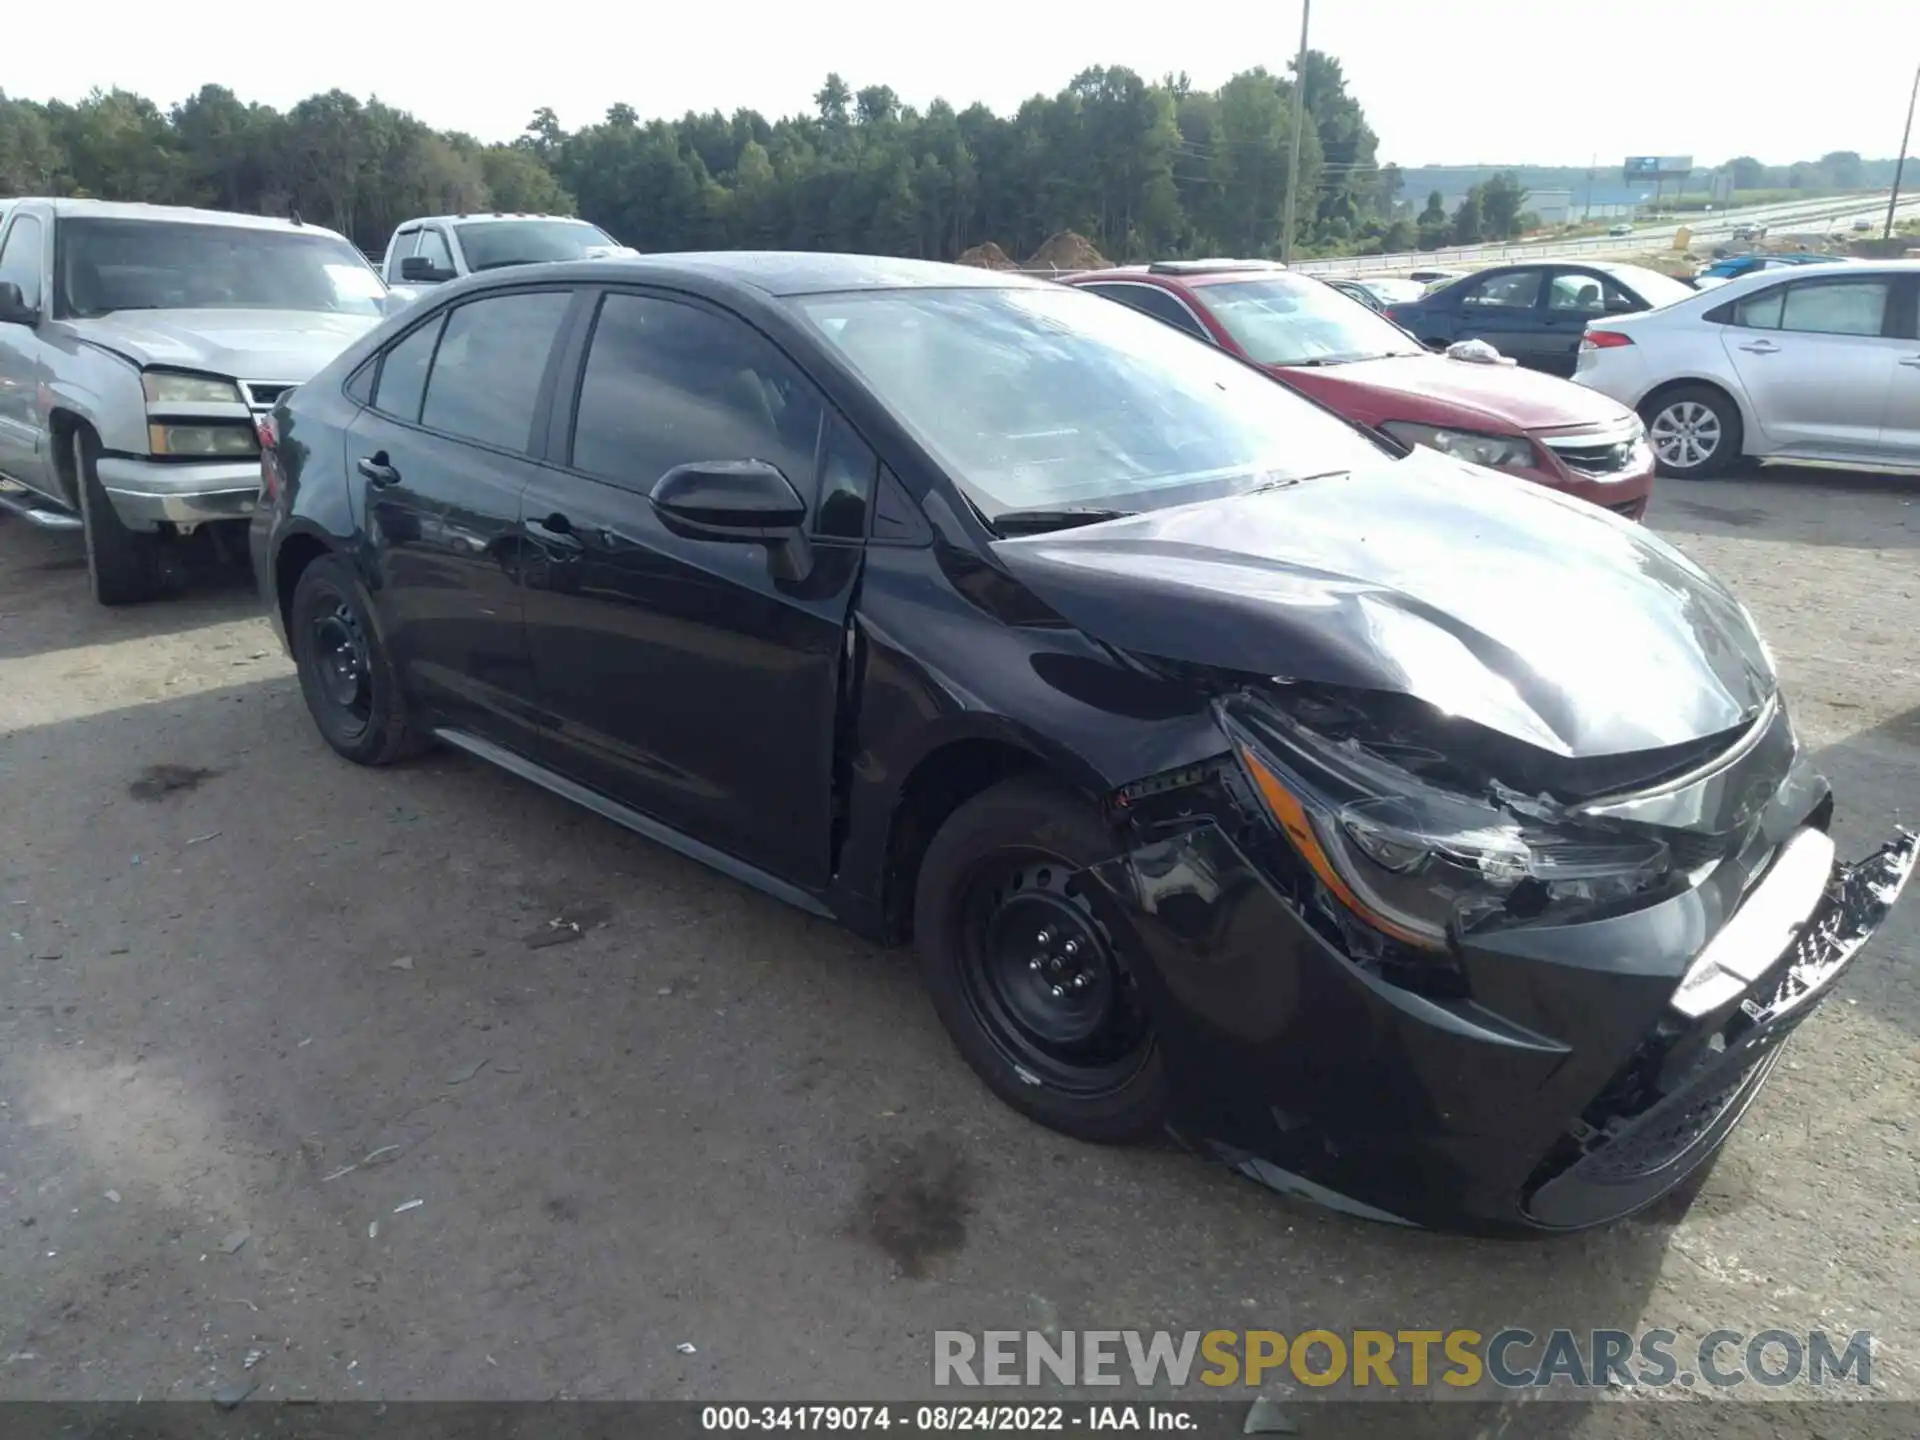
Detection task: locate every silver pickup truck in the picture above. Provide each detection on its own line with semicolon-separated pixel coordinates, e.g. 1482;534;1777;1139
379;212;633;306
0;199;392;604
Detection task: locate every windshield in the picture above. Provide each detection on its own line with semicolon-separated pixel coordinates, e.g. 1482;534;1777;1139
797;284;1388;522
1603;265;1696;309
454;219;618;272
56;219;386;319
1199;276;1425;366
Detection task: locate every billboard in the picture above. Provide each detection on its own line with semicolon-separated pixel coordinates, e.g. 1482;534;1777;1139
1624;155;1693;181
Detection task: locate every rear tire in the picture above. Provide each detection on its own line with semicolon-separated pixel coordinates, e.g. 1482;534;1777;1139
1642;384;1742;479
914;777;1169;1144
288;552;425;765
73;428;162;606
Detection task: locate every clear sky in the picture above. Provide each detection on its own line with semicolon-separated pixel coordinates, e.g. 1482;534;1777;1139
4;0;1914;167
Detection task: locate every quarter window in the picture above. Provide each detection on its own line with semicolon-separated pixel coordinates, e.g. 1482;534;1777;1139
571;292;825;503
1085;284;1211;340
0;215;44;310
373;316;443;423
418;290;572;452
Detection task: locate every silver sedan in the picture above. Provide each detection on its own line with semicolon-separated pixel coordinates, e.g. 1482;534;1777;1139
1571;260;1920;478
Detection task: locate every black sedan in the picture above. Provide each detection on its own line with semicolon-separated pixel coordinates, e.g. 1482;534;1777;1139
1384;261;1697;377
251;253;1913;1235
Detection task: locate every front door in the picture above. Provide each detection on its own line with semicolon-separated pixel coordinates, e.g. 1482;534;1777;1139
1541;268;1631;378
0;211;50;491
1451;268;1551;369
349;286;578;751
1720;275;1900;458
520;288;874;889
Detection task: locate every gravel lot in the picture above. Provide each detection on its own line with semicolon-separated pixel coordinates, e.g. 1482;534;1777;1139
2;468;1917;1432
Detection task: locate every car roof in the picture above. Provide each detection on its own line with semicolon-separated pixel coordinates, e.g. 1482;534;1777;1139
455;251;1052;299
8;197;349;240
403;213;601;228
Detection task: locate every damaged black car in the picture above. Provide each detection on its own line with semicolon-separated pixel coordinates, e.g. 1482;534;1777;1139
252;254;1916;1235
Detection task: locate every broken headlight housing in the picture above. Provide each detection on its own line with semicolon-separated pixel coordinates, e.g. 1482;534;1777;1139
1225;696;1673;951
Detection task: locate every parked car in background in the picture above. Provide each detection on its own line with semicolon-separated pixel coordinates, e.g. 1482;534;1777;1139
1692;254;1847;291
1573;260;1920;478
1406;268;1463;286
1853;218;1874;233
0;199;392;603
1066;260;1654;518
252;251;1915;1235
1385;262;1697;378
1732;224;1768;242
1609;223;1635;237
379;213;632;302
1326;276;1428;311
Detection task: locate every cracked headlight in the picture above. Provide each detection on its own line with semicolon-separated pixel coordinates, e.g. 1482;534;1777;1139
143;371;244;405
1382;421;1537;471
1227;701;1672;951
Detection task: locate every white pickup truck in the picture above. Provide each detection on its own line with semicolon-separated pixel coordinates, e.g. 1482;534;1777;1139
378;213;634;303
0;198;392;603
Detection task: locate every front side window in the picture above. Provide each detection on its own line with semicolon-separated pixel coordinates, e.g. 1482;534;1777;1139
1198;275;1425;366
417;229;455;274
55;219;386;318
454;220;619;274
570;292;824;501
385;230;420;273
797;283;1387;523
418;290;572;452
0;215;46;309
1460;271;1542;310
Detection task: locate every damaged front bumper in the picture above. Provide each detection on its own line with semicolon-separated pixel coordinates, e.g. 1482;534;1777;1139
1086;785;1916;1235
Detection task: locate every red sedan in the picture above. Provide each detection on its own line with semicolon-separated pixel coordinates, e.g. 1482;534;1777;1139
1063;260;1655;521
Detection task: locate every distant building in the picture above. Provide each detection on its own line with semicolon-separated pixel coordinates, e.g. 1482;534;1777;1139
1529;189;1575;225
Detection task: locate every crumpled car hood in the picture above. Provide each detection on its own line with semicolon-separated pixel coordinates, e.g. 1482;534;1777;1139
990;454;1774;758
70;309;382;382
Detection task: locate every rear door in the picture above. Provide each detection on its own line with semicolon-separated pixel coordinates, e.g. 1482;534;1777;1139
519;287;872;888
1449;267;1552;367
0;210;50;491
1880;273;1920;462
1719;274;1900;458
348;285;580;751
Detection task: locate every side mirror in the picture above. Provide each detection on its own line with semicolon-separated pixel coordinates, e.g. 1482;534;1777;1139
0;281;40;327
651;460;806;541
399;256;452;283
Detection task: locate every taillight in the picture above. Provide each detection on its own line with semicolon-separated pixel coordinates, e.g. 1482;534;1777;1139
1582;330;1633;350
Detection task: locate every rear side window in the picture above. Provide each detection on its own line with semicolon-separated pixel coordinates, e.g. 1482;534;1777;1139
1779;280;1889;337
0;214;44;309
1084;283;1211;340
1460;270;1542;310
373;316;443;423
571;292;824;501
420;290;572;452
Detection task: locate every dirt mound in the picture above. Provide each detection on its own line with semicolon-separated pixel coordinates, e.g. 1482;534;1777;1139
956;241;1017;270
1025;231;1110;272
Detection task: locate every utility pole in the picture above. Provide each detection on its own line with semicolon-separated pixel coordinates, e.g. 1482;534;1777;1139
1886;60;1919;241
1280;0;1311;264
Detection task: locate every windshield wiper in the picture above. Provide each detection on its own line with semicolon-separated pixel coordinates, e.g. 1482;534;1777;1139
992;506;1136;536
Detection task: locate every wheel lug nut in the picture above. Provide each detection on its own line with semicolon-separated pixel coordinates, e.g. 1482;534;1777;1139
1050;985;1064;998
1029;958;1042;971
1064;939;1079;956
1035;929;1050;945
1072;974;1088;989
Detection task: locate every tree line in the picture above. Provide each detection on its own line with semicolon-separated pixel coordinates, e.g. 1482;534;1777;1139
1;63;1442;263
8;74;1891;265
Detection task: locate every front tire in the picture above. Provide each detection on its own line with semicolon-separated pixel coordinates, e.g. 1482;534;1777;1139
73;428;162;606
1643;384;1742;479
914;778;1169;1143
288;553;424;765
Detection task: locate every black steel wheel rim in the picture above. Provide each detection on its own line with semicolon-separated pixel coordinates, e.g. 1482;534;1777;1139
309;595;373;736
954;852;1152;1096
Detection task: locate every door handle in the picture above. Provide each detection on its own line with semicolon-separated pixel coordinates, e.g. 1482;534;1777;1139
1900;354;1920;368
1738;340;1780;354
525;512;583;551
357;453;401;486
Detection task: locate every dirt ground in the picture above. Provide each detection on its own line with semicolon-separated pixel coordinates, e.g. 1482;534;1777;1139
2;465;1917;1432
